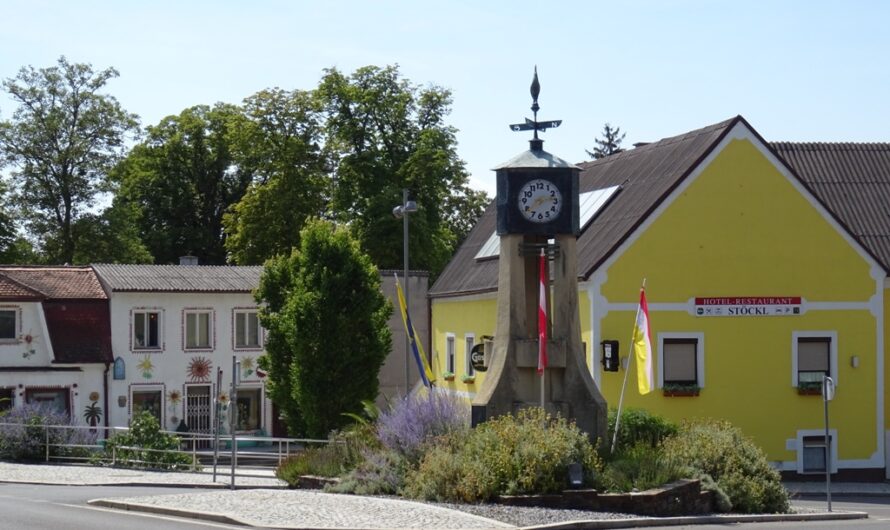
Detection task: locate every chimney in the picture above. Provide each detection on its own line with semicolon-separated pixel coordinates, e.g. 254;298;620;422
633;142;650;148
179;256;199;266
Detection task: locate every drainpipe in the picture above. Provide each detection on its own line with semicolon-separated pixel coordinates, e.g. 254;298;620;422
103;362;111;433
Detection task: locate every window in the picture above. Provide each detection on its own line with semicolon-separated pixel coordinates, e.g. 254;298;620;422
798;338;829;384
0;308;18;341
236;387;262;431
0;388;13;411
797;430;837;474
185;310;212;349
133;311;161;349
464;334;475;376
25;388;70;416
446;334;455;374
792;332;838;387
131;389;163;423
657;333;705;389
235;310;260;349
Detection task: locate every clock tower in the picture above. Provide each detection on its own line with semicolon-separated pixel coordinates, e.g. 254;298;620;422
472;69;607;443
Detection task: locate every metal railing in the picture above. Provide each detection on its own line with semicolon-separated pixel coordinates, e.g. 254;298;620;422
0;421;328;484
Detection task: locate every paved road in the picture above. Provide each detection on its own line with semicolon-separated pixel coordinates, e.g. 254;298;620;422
660;497;889;529
0;483;257;530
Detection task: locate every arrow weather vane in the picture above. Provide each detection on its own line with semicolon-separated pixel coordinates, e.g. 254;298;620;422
509;66;562;151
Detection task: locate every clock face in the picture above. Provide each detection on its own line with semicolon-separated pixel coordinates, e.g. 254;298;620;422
518;178;562;223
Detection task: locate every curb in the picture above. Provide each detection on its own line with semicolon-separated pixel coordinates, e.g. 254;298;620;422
519;511;869;530
89;499;251;526
89;497;868;530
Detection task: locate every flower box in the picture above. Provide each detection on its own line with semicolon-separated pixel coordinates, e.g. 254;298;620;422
662;385;700;397
461;374;476;384
797;384;822;395
442;371;455;382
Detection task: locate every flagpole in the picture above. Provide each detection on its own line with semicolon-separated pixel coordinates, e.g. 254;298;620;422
611;278;646;455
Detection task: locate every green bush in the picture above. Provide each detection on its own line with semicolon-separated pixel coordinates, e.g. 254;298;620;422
607;408;678;456
326;449;408;495
598;441;687;492
277;444;347;482
103;412;194;470
661;419;789;513
402;407;602;503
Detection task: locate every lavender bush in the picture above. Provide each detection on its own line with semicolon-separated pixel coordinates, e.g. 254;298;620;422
376;391;469;463
0;403;97;461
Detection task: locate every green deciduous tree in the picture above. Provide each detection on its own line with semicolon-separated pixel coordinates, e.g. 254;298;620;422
223;88;329;264
587;123;626;159
256;219;391;438
113;104;251;264
317;65;484;276
0;56;139;263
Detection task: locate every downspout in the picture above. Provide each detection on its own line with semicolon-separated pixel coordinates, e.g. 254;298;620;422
103;362;110;432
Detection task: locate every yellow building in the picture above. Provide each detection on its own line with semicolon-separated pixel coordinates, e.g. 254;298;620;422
430;116;889;479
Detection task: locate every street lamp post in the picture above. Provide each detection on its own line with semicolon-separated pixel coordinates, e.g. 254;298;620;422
393;189;418;395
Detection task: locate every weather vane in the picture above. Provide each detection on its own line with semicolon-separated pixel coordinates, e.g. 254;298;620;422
509;66;562;151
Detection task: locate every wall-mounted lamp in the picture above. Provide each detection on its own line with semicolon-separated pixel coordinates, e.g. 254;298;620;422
851;355;860;368
601;340;620;372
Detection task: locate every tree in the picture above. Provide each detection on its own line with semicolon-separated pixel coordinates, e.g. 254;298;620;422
317;65;486;277
0;56;139;263
222;88;329;264
113;104;251;264
587;123;626;159
256;219;391;438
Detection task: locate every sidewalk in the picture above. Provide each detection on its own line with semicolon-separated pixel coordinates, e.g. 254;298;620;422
785;480;890;497
0;462;871;529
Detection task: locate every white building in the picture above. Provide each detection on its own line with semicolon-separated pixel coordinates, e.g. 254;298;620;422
93;264;273;437
0;266;111;423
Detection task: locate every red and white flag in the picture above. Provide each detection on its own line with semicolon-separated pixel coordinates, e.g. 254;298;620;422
538;250;548;375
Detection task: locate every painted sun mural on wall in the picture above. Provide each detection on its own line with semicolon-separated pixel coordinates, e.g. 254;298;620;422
187;356;212;382
241;356;255;379
138;356;154;379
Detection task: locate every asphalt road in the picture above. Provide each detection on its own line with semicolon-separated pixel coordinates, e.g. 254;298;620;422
662;497;890;529
0;483;257;530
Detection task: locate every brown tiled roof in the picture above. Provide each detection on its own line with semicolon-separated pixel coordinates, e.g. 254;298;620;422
93;264;263;292
0;274;44;299
0;266;107;299
43;300;113;364
772;142;890;272
430;117;738;297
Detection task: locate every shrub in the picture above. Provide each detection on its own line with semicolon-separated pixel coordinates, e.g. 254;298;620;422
598;441;688;492
0;403;96;461
607;408;677;456
377;391;469;463
661;419;789;513
403;407;602;503
277;444;347;483
326;449;408;495
103;411;193;470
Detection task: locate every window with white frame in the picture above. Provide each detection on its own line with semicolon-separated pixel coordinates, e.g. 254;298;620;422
464;334;475;376
235;310;261;349
797;429;837;474
131;388;163;423
792;331;838;387
133;310;161;349
446;334;455;374
184;310;212;350
657;333;705;389
0;307;18;341
236;387;262;431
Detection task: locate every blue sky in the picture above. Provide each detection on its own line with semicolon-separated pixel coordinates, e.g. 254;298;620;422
2;0;888;196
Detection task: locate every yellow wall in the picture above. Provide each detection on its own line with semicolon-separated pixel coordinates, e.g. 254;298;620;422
431;297;497;389
599;138;879;464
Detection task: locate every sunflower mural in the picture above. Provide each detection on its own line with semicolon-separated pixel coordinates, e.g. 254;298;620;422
241;356;255;379
187;356;212;382
138;356;154;379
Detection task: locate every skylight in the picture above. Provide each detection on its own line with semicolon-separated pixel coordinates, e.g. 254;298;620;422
474;185;621;260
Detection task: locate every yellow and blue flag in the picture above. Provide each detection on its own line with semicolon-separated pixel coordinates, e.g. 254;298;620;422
395;274;435;387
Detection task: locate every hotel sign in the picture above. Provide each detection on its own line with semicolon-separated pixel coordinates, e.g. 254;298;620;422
694;297;802;317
